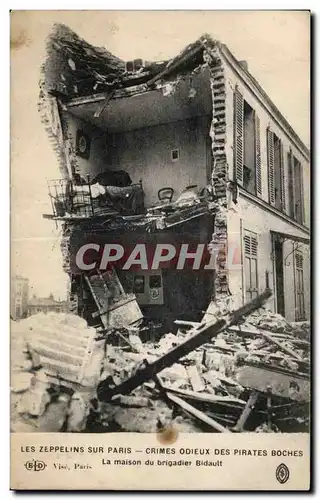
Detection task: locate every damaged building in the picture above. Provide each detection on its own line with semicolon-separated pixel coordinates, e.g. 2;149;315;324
39;24;310;327
10;24;310;434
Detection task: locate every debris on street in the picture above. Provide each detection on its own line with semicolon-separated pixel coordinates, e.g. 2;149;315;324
11;290;310;434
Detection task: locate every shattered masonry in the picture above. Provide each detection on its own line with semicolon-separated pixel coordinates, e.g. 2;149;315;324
204;41;228;296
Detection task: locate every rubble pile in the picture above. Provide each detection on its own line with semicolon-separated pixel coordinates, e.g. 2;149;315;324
11;300;310;434
244;307;310;338
10;314;103;433
87;310;310;433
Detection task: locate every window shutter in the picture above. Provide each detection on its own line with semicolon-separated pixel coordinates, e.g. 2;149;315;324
255;114;262;196
288;148;295;218
234;86;244;185
295;252;303;269
251;236;258;258
244;234;251;256
298;161;305;225
244;233;258;258
244;231;259;302
280;141;286;212
267;127;275;206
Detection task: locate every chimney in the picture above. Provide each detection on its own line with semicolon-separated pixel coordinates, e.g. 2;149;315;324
238;60;248;72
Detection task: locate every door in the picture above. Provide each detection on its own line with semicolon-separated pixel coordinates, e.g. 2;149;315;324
295;251;305;320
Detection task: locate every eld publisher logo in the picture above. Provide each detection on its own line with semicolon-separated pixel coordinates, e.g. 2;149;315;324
24;459;47;472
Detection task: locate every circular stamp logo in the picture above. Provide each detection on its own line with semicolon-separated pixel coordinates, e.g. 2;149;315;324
276;463;290;484
24;459;47;472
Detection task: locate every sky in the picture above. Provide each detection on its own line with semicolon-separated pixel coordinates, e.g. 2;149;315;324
10;10;310;300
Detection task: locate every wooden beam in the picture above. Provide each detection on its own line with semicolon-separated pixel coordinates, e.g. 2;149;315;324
166;392;231;433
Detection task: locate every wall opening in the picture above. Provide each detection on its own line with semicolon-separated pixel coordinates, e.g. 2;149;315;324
243;100;256;195
274;239;285;317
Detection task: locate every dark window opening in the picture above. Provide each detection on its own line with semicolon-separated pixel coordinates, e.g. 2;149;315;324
243;101;256;195
274;239;285;317
133;275;145;294
171;149;180;162
149;275;162;289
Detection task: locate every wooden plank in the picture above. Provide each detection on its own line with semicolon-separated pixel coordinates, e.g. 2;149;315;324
174;320;201;328
232;391;259;432
161;384;245;406
97;289;273;401
166;393;231;433
258;330;303;361
186;365;205;392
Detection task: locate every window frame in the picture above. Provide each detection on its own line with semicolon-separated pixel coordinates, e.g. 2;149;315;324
233;86;262;197
294;250;305;321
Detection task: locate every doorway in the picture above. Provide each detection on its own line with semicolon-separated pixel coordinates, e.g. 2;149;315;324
274;238;285;317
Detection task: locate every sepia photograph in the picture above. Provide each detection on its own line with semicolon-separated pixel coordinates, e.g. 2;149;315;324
10;10;310;490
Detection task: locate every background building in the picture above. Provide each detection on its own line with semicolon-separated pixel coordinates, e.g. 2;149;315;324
11;275;29;320
27;293;69;316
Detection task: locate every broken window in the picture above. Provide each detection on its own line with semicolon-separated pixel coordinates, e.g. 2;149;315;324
243;230;258;303
294;251;305;321
234;86;262;196
288;150;304;224
267;129;286;212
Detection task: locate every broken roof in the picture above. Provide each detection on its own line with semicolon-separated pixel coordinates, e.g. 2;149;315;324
42;24;309;158
43;23;207;99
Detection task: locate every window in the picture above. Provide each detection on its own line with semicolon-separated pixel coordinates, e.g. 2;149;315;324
243;101;256;194
294;251;305;320
234;86;262;196
133;275;145;294
149;275;162;288
243;230;258;303
267;129;286;212
171;149;180;162
288;151;304;224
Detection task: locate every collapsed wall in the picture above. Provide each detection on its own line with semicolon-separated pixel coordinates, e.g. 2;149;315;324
39;26;231;318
